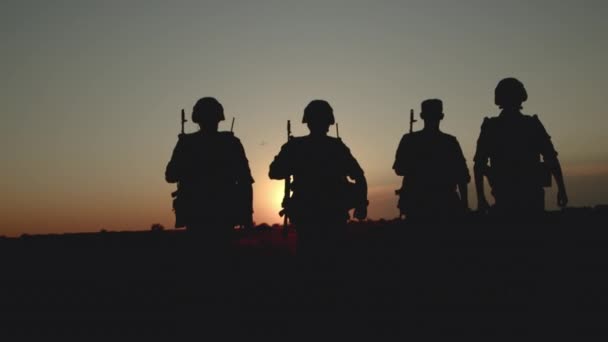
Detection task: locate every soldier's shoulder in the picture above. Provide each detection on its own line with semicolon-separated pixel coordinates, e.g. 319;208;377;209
181;132;199;138
484;114;500;122
519;113;543;126
218;131;236;138
177;132;198;144
326;136;344;144
440;132;460;142
218;131;242;143
396;132;418;147
400;131;419;140
522;113;541;122
410;130;429;140
522;113;549;134
286;136;307;145
279;136;305;150
328;136;353;151
481;115;500;129
216;132;248;152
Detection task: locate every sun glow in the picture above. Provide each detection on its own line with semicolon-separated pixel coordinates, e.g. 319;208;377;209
253;179;288;225
272;182;286;213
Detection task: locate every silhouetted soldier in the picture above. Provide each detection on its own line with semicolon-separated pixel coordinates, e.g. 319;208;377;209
269;100;368;263
474;78;568;218
393;99;470;222
165;97;254;245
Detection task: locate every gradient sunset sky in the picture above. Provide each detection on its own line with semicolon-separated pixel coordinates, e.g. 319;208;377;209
1;0;607;236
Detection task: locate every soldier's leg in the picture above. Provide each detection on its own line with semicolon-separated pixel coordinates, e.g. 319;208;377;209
440;191;466;222
492;186;519;219
293;222;318;311
293;219;345;312
533;187;545;212
519;187;545;220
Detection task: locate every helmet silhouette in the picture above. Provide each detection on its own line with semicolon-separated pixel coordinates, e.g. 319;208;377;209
420;98;444;120
192;97;225;123
495;77;528;108
302;100;335;125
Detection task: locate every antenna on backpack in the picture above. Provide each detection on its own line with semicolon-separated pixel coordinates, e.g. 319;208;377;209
336;123;340;140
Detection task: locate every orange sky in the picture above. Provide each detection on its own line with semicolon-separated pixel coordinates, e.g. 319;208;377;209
1;162;607;237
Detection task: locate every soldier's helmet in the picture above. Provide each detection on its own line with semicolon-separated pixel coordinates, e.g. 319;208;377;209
302;100;335;125
420;99;444;120
192;97;225;123
495;77;528;108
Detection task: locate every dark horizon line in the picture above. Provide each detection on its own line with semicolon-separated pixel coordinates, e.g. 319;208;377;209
2;204;608;239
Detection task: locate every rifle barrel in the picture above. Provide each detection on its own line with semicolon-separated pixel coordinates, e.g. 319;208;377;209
409;109;416;133
282;120;292;238
181;109;186;134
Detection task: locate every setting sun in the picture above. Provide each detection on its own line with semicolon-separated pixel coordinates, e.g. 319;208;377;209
253;179;288;225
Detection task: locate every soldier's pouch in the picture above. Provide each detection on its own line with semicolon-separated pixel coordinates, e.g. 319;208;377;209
343;181;365;211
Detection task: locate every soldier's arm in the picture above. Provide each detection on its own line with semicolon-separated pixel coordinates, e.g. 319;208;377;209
232;138;255;218
268;142;292;180
473;118;490;210
458;182;469;211
353;176;369;220
233;138;255;185
393;135;409;176
473;168;486;207
550;159;568;207
454;138;471;209
343;143;368;219
534;115;568;207
165;137;186;183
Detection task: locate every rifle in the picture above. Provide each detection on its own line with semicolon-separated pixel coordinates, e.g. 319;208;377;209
280;120;293;238
396;109;417;220
172;109;188;228
409;108;417;133
181;109;187;134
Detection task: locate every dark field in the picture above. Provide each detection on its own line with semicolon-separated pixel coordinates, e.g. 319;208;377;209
2;208;608;337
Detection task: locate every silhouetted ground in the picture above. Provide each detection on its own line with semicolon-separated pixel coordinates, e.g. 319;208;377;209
2;207;608;337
